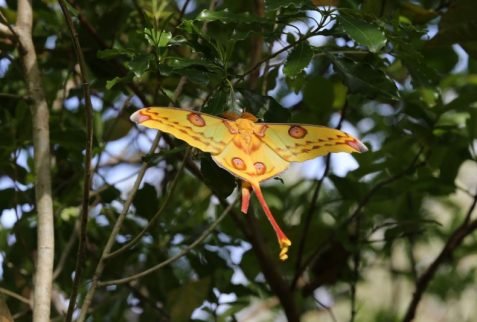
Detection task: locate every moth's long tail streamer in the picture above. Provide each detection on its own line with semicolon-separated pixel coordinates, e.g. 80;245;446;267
251;183;291;261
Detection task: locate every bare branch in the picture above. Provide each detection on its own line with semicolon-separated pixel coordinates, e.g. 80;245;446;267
57;1;95;321
238;206;300;322
77;66;194;322
402;194;477;322
291;106;347;289
0;12;15;39
0;287;32;306
68;0;150;106
105;150;190;259
76;133;161;322
247;0;265;90
350;216;361;322
0;22;13;37
53;221;79;280
99;199;237;286
15;0;55;321
300;149;426;295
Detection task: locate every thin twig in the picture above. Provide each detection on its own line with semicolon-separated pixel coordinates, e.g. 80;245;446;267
58;1;95;321
350;215;361;322
0;11;19;45
76;133;161;322
312;293;337;322
233;202;300;322
176;0;192;25
0;22;13;37
77;36;197;322
0;93;32;101
402;193;477;322
300;149;426;294
292;155;331;288
0;287;32;306
53;220;79;280
105;149;190;258
235;9;333;84
68;0;150;106
291;107;347;289
99;199;237;286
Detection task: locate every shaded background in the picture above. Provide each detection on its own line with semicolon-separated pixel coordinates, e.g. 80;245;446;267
1;0;477;321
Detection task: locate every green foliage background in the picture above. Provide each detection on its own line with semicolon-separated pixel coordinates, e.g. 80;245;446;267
1;0;477;321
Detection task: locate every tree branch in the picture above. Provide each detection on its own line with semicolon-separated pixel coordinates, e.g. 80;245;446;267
0;11;17;41
105;150;190;259
0;287;32;306
68;0;150;106
247;0;265;90
402;193;477;322
76;133;161;322
15;1;55;321
291;106;347;289
98;199;237;286
300;149;426;295
237;206;300;322
0;22;13;37
57;1;95;321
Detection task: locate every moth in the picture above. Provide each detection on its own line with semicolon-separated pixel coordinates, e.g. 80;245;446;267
130;107;367;260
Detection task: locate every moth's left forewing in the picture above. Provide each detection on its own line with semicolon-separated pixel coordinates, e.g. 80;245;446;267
257;123;367;162
131;107;234;154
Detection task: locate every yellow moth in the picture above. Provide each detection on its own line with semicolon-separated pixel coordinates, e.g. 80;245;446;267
131;107;367;260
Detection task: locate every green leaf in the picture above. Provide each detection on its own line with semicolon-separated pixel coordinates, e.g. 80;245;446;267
467;107;477;139
167;277;211;321
98;186;121;203
97;48;135;60
196;9;271;24
266;0;311;11
429;0;477;59
302;76;334;123
144;28;172;47
142;146;188;165
201;155;235;199
204;89;229;115
263;97;291;122
283;42;313;77
339;11;387;53
329;175;366;200
399;2;438;24
329;55;398;100
101;115;133;142
105;74;134;89
132;183;159;218
394;39;440;87
127;54;150;76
